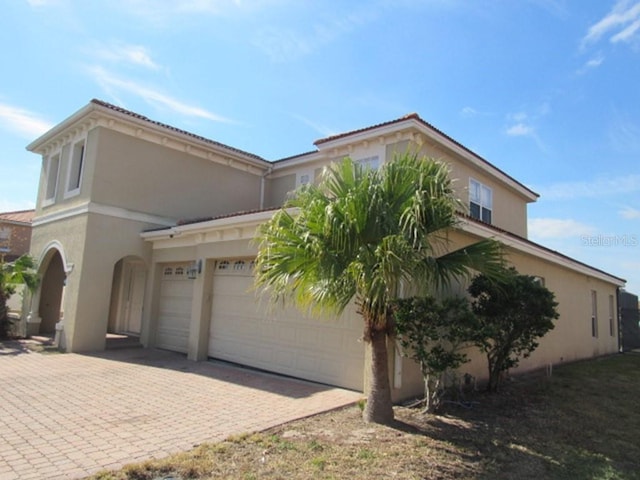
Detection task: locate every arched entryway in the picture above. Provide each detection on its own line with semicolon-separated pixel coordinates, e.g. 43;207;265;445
38;250;65;335
107;257;147;336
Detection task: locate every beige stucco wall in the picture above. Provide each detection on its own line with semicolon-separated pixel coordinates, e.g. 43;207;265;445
28;212;159;351
90;128;262;220
413;142;530;237
264;173;296;208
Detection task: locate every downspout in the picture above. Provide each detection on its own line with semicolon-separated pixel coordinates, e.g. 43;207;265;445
259;165;273;209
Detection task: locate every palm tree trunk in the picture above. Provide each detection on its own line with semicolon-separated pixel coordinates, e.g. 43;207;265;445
363;329;394;424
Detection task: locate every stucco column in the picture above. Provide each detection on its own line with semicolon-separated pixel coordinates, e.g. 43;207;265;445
25;289;42;337
187;258;213;361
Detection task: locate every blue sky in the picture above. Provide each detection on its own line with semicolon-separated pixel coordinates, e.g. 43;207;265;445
0;0;638;293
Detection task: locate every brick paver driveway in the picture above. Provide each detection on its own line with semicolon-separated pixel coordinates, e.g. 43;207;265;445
0;342;362;480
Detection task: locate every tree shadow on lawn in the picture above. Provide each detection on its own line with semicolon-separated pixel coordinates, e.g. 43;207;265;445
403;377;640;480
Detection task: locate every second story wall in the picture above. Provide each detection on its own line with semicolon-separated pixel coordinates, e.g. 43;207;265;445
270;119;535;239
89;128;263;221
415;141;530;237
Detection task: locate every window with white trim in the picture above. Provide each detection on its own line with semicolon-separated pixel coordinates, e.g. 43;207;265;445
66;140;85;196
591;290;598;338
355;155;380;170
469;178;492;224
44;153;61;205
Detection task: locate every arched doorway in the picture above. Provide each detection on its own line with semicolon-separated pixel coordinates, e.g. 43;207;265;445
38;251;65;334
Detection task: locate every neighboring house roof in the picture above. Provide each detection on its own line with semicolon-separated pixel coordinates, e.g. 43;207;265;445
0;209;35;225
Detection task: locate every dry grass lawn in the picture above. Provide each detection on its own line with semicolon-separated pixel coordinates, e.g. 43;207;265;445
89;352;640;480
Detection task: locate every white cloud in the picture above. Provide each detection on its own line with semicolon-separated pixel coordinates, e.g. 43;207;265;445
536;174;640;199
528;218;597;239
620;206;640;219
292;114;336;137
461;107;478;117
93;43;160;70
26;0;62;6
577;53;605;74
504;105;550;151
112;0;284;26
254;6;380;62
0;103;53;138
582;1;640;46
506;123;534;137
608;111;640;152
88;67;234;123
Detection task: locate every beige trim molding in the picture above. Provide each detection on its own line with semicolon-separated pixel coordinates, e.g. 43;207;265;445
32;202;176;228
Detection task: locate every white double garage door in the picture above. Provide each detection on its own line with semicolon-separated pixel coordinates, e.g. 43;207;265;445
156;259;365;391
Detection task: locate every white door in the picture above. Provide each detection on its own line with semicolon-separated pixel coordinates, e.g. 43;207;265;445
123;263;146;334
208;259;365;391
156;263;193;353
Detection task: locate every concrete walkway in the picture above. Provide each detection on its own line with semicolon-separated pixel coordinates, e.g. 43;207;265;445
0;341;363;480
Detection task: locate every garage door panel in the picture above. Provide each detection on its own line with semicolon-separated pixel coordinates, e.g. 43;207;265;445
156;263;193;354
209;260;364;390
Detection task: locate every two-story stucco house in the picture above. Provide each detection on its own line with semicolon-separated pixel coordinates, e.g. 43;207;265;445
24;99;625;399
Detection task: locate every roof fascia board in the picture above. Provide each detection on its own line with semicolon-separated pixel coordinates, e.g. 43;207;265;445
28;102;271;175
314;117;537;202
141;209;291;241
143;206;623;287
27;103;96;152
314;119;417;152
461;219;626;287
0;219;31;227
271;151;326;170
415;122;538;202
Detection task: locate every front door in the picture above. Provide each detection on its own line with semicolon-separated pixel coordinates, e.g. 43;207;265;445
123;263;146;334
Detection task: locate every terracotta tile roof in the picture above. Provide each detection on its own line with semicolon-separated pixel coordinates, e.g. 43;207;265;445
90;99;268;164
314;113;421;145
0;209;35;224
273;150;319;163
314;113;538;199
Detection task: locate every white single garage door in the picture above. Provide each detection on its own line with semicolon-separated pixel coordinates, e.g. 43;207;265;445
156;263;194;353
208;258;365;391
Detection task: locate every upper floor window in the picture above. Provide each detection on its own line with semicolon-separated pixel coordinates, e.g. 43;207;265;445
469;178;492;224
44;153;61;205
298;172;311;187
65;140;85;196
608;294;615;337
355;155;380;170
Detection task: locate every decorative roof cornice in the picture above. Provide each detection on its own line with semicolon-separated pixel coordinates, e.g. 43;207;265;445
27;99;271;176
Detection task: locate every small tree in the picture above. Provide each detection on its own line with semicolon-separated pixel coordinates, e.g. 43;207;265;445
254;153;505;424
468;268;559;392
393;296;476;413
0;255;39;339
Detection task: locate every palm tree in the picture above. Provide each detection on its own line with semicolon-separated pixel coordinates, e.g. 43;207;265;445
254;152;504;424
1;255;39;339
